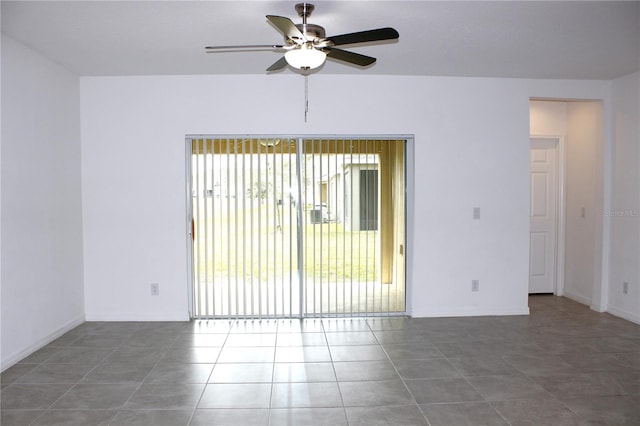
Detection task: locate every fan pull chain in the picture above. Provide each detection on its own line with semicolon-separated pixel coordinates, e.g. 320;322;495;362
304;73;309;122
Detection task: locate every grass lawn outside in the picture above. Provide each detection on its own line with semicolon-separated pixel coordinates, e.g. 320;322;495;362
192;199;404;316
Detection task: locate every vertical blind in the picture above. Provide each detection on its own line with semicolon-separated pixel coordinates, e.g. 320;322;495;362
188;137;405;318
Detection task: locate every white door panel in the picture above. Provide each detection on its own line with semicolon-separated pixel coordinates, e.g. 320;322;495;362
529;232;548;276
529;138;557;293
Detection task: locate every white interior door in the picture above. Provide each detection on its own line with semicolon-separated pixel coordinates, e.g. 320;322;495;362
529;138;558;293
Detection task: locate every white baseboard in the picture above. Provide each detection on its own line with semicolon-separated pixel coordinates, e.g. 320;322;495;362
411;306;530;318
563;290;592;307
606;306;640;325
1;314;85;372
84;311;190;321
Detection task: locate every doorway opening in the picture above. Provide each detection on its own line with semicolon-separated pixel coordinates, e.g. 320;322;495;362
186;136;408;319
529;99;605;309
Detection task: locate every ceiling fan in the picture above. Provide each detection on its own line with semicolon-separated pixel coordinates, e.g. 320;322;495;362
205;2;399;72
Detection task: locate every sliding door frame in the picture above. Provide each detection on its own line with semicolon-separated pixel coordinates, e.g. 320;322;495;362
185;134;414;319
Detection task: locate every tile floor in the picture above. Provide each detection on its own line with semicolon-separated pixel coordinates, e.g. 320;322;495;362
1;295;639;425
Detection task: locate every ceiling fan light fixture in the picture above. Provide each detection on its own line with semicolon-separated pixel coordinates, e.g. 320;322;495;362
284;44;326;69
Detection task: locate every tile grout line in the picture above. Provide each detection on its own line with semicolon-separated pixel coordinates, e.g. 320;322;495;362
108;334;179;425
371;320;433;426
322;319;351;426
187;319;234;426
26;342;122;426
265;320;280;426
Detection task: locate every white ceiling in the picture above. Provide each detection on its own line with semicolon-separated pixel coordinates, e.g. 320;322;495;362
2;1;639;79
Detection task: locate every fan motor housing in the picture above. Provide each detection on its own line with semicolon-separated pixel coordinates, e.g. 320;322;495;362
295;23;326;40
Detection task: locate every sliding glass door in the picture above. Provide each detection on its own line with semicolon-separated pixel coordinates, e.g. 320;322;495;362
187;136;406;318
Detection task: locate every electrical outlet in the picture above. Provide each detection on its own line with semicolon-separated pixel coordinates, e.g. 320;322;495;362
472;280;479;292
151;283;160;296
623;281;629;295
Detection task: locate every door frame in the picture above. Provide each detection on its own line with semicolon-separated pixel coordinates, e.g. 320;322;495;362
184;134;414;318
530;135;566;296
185;140;195;318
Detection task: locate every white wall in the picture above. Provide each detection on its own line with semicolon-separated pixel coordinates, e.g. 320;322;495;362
608;72;640;323
565;102;605;307
530;101;567;135
1;36;85;369
80;74;611;319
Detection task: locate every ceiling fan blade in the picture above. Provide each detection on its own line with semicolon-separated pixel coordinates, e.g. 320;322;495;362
267;15;305;40
326;27;399;46
325;48;376;67
267;56;289;72
205;44;284;52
